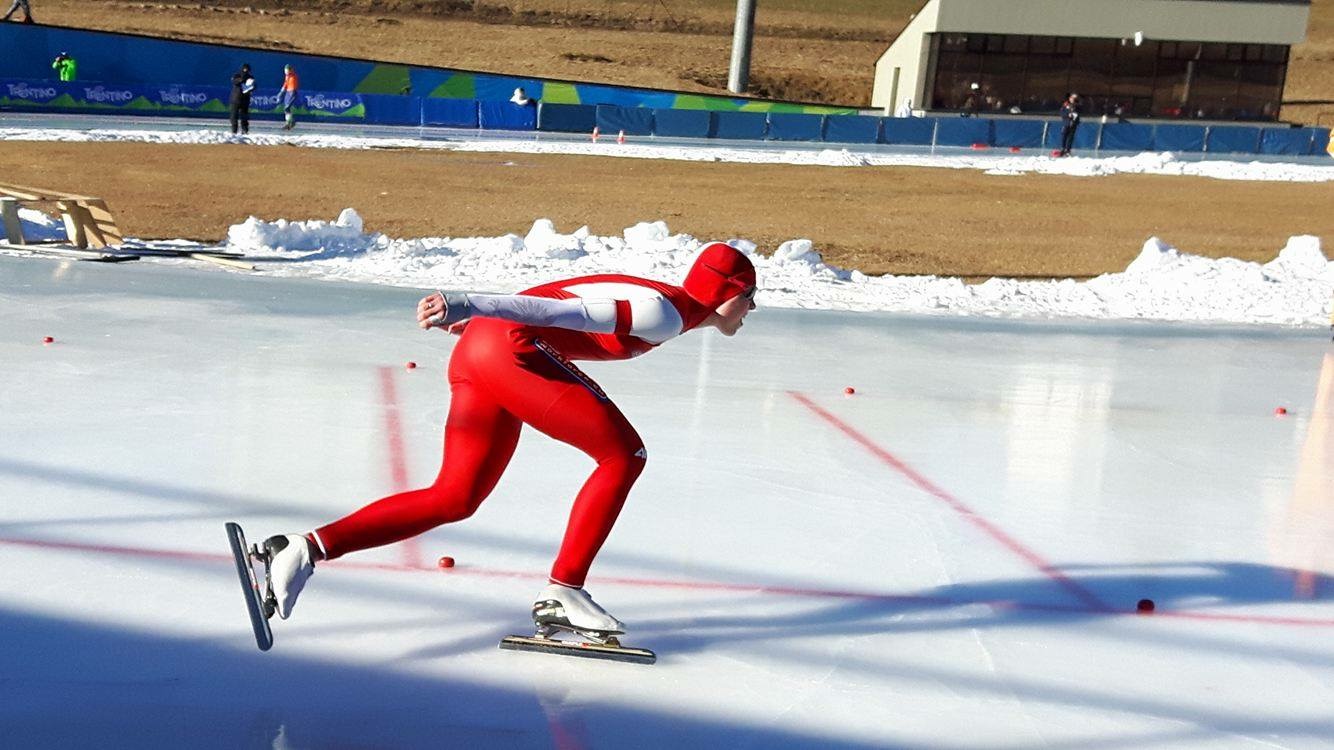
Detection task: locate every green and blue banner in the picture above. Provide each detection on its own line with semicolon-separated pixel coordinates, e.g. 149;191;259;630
0;23;855;115
0;79;367;120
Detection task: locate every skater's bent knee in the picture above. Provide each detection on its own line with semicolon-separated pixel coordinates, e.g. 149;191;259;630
420;488;485;523
597;444;647;475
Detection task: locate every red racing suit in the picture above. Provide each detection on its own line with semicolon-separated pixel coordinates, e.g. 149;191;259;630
314;274;715;587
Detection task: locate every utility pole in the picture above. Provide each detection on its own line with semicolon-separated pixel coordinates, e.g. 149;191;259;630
727;0;756;94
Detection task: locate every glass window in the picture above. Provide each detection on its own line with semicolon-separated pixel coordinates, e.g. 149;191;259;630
1152;58;1190;117
927;32;1283;122
980;53;1026;112
1030;35;1056;55
1068;38;1115;104
1111;39;1157;103
931;49;984;110
1188;61;1240;118
940;35;968;51
1235;62;1285;120
1023;54;1071;112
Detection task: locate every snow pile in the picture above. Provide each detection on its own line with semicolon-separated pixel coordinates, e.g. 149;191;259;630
226;208;370;255
198;210;1333;327
2;125;1331;182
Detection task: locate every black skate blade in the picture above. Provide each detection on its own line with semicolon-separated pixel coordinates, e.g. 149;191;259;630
225;522;274;651
499;635;655;665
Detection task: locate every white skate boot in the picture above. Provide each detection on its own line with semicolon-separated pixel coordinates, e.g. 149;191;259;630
499;583;655;663
532;583;625;638
262;534;316;620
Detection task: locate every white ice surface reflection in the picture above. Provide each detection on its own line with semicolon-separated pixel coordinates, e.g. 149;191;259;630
2;255;1334;749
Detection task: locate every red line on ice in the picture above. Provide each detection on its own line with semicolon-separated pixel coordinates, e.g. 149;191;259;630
788;390;1109;612
378;365;421;568
2;535;1331;627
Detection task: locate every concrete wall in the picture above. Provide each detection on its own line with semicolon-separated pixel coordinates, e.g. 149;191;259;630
873;0;1311;110
871;1;940;112
935;0;1309;45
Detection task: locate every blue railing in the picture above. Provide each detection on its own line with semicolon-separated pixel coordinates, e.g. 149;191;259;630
2;78;1329;158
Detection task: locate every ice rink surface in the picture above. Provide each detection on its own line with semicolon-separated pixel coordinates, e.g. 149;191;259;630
3;254;1334;749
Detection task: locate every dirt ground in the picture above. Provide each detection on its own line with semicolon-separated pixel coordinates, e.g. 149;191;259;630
2;141;1329;277
9;1;1333;276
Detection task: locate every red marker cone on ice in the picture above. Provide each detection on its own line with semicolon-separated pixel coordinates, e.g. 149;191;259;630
617;129;626;145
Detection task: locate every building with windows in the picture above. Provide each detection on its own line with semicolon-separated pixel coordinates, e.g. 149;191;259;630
872;0;1310;122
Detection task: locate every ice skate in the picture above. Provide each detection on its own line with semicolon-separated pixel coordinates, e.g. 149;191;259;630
224;522;273;650
531;583;625;641
262;533;316;620
499;584;655;664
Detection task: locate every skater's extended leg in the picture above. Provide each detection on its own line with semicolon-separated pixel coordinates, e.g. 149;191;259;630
314;379;521;560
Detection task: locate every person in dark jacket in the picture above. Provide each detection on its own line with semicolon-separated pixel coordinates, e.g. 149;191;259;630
229;63;255;135
1058;93;1081;157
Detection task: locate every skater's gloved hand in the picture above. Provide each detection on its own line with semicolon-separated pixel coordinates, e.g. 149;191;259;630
417;291;472;331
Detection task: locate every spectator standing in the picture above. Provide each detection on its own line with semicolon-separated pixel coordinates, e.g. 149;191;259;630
1058;93;1081;156
280;64;299;130
894;97;913;119
51;51;76;82
1;0;33;23
961;82;979;117
229;63;255;135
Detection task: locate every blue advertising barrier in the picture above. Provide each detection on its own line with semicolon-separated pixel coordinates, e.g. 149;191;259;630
1259;127;1315;156
934;117;992;147
2;71;1324;158
652;107;710;138
537;102;595;133
822;114;880;144
991;119;1045;148
595;104;653;136
1153;124;1206;152
1040;118;1083;148
880;117;935;145
0;23;857;115
362;93;418;126
0;78;368;121
421;97;478;128
1313;128;1333;156
766;112;824;141
478;100;536;131
1099;123;1154;152
1042;120;1099;151
710;111;768;140
1206;126;1262;153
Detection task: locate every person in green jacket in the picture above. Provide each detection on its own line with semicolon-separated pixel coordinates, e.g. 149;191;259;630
52;52;76;82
